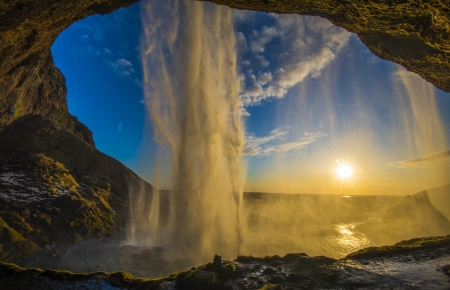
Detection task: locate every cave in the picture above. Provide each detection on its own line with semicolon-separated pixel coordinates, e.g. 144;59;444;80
1;0;450;288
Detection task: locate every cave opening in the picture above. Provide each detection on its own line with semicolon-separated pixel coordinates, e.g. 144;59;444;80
11;0;450;279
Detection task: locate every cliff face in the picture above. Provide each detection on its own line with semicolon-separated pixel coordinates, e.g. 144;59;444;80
209;0;450;93
1;0;450;134
0;115;153;261
0;0;137;142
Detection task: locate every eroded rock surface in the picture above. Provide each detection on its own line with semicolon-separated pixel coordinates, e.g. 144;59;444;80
0;115;153;260
1;235;450;289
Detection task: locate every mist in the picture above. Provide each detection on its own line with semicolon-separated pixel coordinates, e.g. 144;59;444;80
128;0;450;268
130;0;245;264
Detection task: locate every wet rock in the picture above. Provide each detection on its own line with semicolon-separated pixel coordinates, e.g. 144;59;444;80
262;267;276;275
20;209;30;218
295;255;336;271
260;283;283;290
177;269;218;290
443;264;450;276
213;254;223;270
153;281;176;290
268;275;285;284
0;115;155;261
285;273;303;282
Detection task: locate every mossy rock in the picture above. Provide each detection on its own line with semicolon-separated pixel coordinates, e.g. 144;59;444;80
0;239;40;261
346;235;450;259
177;269;219;290
260;284;283;290
0;217;24;244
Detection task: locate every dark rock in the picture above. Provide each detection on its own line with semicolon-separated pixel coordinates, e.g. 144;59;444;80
213;254;223;270
285;273;303;282
0;115;154;261
268;275;285;284
177;269;218;290
295;256;336;271
260;283;283;290
20;209;30;218
262;267;277;275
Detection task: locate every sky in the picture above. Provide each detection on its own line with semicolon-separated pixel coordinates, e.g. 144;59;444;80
51;2;450;196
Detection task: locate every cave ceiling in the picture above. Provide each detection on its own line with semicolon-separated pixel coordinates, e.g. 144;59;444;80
0;0;449;130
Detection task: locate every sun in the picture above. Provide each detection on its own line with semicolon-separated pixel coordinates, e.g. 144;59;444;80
336;164;353;179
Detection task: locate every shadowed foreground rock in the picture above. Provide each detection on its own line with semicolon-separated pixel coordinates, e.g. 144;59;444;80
0;115;153;261
0;235;449;289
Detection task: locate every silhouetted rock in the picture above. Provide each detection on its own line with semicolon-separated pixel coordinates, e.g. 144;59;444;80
0;236;449;288
0;115;153;261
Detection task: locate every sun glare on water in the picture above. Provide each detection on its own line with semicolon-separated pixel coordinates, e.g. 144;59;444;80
336;164;353;179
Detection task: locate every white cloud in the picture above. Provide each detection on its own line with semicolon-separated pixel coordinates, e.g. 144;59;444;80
134;78;142;87
249;26;279;53
389;150;450;168
72;46;100;56
108;58;135;76
244;127;328;156
237;14;351;107
255;55;270;67
258;72;272;85
236;32;248;51
103;48;113;55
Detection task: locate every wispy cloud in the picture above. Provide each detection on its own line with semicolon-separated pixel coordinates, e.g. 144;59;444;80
72;46;100;56
389;150;450;168
244;127;328;156
108;58;135;76
235;13;351;112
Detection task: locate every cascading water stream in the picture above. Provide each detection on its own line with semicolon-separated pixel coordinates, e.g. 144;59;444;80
129;0;245;264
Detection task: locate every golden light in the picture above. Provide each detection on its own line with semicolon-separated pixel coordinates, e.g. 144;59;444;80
336;164;353;179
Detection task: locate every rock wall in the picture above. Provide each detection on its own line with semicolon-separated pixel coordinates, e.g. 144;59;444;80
0;0;137;143
1;0;449;135
208;0;450;92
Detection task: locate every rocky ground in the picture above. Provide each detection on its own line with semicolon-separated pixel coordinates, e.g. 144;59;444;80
0;115;153;262
0;235;449;289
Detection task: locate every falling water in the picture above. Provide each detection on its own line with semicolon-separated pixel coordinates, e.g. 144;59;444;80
130;0;244;264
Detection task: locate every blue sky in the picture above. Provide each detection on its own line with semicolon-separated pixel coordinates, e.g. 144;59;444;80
52;2;450;195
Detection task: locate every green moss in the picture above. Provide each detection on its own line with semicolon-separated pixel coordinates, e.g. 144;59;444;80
0;262;169;289
0;239;41;261
42;269;91;281
260;284;283;290
59;173;79;190
345;235;450;259
184;269;218;287
223;262;236;273
38;213;52;226
0;217;24;243
0;262;25;272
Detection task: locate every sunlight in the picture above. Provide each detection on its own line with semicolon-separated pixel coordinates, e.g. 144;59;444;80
336;164;353;179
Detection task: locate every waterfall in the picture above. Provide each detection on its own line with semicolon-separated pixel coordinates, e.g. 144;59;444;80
130;0;245;264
